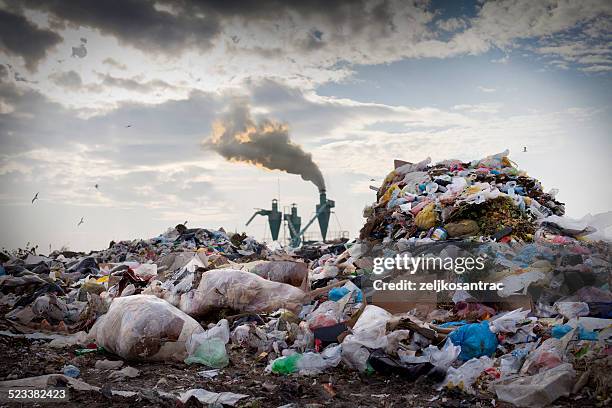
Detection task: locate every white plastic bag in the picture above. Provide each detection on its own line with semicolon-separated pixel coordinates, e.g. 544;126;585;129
179;269;307;316
520;338;563;375
399;338;461;369
440;356;493;394
490;308;531;333
341;305;391;371
494;363;575;407
553;302;589;320
88;295;204;361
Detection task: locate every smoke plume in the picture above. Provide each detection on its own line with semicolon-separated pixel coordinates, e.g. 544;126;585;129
205;101;325;191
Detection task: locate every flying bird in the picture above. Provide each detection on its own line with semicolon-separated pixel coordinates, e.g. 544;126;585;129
31;192;39;204
125;124;132;128
523;146;527;152
94;184;99;189
77;217;84;226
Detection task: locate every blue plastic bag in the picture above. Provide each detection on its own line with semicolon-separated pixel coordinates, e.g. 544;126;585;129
551;324;572;339
449;321;498;361
328;287;363;302
552;324;598;340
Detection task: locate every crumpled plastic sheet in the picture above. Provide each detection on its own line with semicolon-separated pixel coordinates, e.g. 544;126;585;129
178;388;248;406
494;363;575;407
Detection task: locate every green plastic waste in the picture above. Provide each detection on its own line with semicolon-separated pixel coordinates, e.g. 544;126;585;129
184;338;229;368
271;353;302;375
75;347;104;356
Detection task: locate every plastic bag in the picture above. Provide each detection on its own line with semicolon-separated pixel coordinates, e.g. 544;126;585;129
88;295;205;361
341;305;392;371
497;271;546;297
247;261;309;290
489;308;531;333
178;269;307;316
441;356;493;394
448;321;498;361
553;302;589;319
347;305;391;349
185;319;230;368
494;363;575;407
306;301;341;329
399;338;460;369
267;344;342;375
520;338;563;375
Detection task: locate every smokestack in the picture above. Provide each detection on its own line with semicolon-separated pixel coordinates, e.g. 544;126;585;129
204;100;325;191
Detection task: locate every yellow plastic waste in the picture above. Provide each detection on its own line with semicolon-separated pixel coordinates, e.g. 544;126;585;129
379;184;400;206
96;275;109;283
415;203;436;229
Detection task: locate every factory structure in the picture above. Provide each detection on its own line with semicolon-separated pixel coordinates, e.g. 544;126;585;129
246;190;346;247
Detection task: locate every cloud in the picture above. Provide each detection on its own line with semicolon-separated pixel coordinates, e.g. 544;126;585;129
436;17;468;32
96;73;175;93
0;9;62;71
477;86;497;93
21;0;221;54
49;70;82;89
452;103;502;114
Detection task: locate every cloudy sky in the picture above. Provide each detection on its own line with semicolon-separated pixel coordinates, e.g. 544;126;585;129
0;0;611;252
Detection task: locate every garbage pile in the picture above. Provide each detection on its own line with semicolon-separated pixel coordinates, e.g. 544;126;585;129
1;151;610;407
0;225;268;334
361;150;567;242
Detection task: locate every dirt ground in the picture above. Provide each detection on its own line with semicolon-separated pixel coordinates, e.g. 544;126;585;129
0;333;601;408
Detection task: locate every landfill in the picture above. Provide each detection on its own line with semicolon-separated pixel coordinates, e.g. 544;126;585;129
1;151;611;407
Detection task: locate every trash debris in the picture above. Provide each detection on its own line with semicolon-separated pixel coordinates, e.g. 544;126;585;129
268;344;342;375
108;366;140;381
448;321;498;361
494;363;576;407
178;388;248;406
88;294;205;361
441;356;494;394
95;359;124;370
62;364;80;378
185;319;230;368
1;151;610;407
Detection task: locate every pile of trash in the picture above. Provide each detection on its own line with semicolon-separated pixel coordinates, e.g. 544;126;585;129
0;225;268;333
1;151;610;407
361;149;569;242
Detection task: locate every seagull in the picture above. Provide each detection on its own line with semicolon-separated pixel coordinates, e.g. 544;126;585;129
77;217;84;227
125;124;132;128
523;146;527;152
31;192;39;204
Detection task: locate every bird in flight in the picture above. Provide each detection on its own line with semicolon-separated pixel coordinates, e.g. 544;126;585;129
94;184;99;189
31;192;39;204
77;217;84;226
125;124;132;128
523;146;527;152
